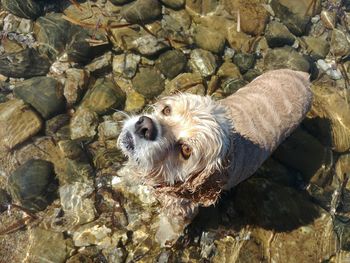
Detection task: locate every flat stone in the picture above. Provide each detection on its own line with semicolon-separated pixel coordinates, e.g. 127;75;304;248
121;0;162;24
0;49;51;78
132;67;165;99
156;50;187;79
13;77;66;119
0;99;42;149
265;21;296;48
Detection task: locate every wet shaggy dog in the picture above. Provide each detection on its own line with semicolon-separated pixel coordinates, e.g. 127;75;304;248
118;69;312;241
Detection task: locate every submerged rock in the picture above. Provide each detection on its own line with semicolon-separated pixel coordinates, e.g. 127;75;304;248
113;53;141;79
13;77;66;119
307;81;350;152
81;78;126;115
156;49;187;79
0;99;42;149
161;0;185;9
273;128;331;181
193;25;226;54
265;21;296;48
121;0;162;24
223;0;270;36
59;182;96;226
34;13;72;60
0;189;11;213
8;159;58;212
233;53;256;74
330;29;350;57
0;49;51;78
164;72;203;95
302;36;330;59
64;68;90;107
132;67;165;99
66;27;110;64
264;46;310;72
189;49;217;77
131;34;169;56
70;108;99;141
25;228;74;263
1;0;43;19
271;0;321;36
125;90;146;112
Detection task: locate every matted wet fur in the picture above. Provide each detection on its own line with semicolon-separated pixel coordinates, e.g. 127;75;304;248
118;69;313;240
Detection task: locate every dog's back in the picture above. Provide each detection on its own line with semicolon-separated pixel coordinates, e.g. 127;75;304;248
220;69;312;187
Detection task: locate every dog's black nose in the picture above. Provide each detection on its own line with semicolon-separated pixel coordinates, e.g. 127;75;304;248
134;116;157;140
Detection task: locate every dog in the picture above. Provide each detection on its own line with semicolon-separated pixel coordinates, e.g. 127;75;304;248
118;69;312;244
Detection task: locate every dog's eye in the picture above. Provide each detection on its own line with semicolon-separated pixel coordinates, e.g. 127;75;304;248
162;106;171;116
180;143;192;159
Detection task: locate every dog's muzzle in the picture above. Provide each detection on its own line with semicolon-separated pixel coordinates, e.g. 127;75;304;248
134;116;157;141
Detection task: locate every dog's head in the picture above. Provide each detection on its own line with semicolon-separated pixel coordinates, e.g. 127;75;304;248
118;93;232;185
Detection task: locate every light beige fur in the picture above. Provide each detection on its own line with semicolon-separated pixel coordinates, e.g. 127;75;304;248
118;69;312;234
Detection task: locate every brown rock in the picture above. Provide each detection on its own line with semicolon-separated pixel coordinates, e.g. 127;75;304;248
223;0;269;36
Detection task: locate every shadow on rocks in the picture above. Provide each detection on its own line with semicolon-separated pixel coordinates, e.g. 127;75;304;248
186;170;321;238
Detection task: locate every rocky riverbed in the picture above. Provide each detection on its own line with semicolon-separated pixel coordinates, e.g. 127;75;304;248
0;0;350;262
